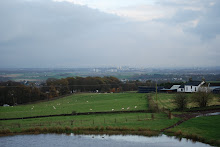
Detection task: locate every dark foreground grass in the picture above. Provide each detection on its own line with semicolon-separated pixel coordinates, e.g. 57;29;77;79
165;115;220;146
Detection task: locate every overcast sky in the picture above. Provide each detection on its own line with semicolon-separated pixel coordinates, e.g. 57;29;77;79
0;0;219;68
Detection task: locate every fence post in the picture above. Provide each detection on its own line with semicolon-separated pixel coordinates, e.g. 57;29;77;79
168;111;172;119
151;113;154;120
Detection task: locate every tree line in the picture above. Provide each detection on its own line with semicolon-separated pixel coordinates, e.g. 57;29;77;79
0;76;153;106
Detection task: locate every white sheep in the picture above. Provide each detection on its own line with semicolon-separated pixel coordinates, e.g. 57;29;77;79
135;106;137;108
112;109;114;111
122;108;124;110
127;107;130;110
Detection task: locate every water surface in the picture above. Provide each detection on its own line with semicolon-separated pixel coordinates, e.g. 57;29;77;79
0;134;212;147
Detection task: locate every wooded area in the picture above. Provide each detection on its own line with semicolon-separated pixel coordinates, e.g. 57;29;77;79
0;76;151;105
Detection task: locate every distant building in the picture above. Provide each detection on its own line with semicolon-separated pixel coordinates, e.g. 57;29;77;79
208;83;220;91
160;85;180;93
138;86;163;93
177;81;205;93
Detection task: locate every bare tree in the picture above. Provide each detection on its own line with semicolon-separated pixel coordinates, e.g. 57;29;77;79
173;93;188;110
191;89;213;107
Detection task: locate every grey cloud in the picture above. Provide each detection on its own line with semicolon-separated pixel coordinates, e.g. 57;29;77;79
0;0;219;68
156;0;220;39
190;1;220;39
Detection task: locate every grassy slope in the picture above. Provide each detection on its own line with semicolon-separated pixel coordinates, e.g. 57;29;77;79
0;93;147;119
0;93;180;134
168;115;220;143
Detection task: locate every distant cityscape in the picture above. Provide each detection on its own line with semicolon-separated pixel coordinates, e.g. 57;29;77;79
0;67;220;84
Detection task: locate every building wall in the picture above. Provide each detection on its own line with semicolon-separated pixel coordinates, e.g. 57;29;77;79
177;88;184;92
185;85;198;92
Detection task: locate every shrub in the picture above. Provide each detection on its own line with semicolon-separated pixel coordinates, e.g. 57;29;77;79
173;93;188;110
191;90;213;107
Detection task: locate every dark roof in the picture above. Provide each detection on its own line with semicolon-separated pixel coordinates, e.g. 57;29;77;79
184;81;202;86
160;89;177;91
179;84;184;88
138;86;163;93
209;83;220;87
179;81;203;88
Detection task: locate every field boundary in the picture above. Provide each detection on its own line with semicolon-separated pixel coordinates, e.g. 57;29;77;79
0;110;149;121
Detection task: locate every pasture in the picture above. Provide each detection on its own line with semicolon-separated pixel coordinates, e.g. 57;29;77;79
0;93;147;119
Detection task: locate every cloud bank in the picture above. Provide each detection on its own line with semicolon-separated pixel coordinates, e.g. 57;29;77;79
0;0;219;68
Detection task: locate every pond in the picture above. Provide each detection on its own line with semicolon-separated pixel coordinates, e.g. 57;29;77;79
0;134;212;147
196;112;220;118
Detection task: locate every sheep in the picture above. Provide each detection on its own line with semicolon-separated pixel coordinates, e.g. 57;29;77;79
121;108;124;110
112;109;114;111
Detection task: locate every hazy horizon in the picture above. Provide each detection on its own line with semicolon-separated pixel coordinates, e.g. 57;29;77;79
1;0;220;68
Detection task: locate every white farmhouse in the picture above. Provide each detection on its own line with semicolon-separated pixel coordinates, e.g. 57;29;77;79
177;81;205;93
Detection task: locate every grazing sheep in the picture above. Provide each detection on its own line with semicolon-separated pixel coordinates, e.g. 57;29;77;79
122;108;124;110
127;107;130;110
90;109;92;111
135;106;137;108
112;109;114;111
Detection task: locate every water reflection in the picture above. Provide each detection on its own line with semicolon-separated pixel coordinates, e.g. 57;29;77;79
196;112;220;118
0;134;212;147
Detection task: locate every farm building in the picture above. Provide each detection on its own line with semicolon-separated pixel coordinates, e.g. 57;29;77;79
177;81;205;93
208;82;220;93
138;86;163;93
160;85;180;93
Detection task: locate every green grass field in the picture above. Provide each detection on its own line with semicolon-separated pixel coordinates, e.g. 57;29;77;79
0;92;219;146
168;115;220;144
153;93;220;110
0;113;179;132
0;93;147;119
0;92;179;134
